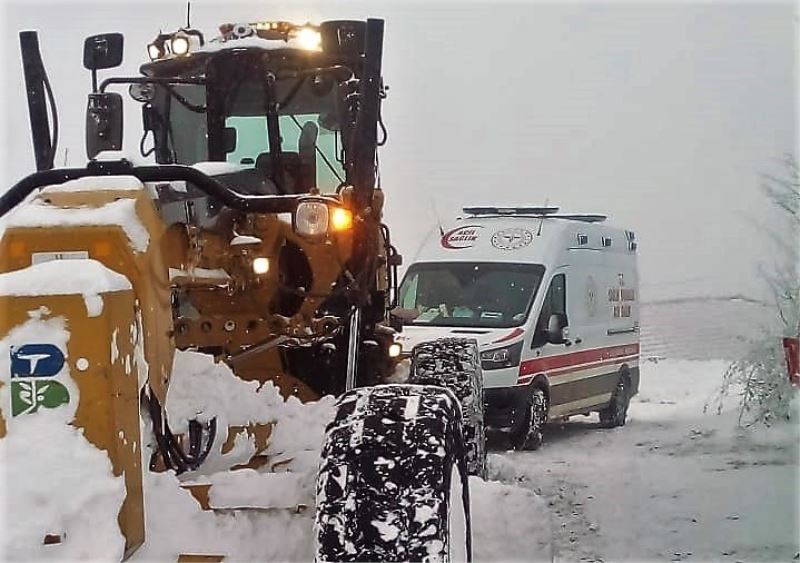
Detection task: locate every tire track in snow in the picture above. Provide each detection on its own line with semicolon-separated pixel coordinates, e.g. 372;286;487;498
487;429;608;563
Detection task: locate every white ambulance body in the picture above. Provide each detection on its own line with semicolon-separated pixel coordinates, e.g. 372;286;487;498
396;207;640;446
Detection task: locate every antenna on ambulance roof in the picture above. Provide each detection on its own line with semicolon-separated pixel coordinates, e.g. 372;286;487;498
430;195;445;236
536;198;549;236
186;1;192;28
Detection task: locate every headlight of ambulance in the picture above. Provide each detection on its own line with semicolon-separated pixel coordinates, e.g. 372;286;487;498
480;341;524;371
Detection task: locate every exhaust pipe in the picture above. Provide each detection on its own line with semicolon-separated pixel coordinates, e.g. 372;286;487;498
19;31;58;171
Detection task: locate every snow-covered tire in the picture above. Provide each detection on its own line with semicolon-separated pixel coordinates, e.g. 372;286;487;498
315;385;472;562
509;387;548;451
599;374;630;428
409;338;486;479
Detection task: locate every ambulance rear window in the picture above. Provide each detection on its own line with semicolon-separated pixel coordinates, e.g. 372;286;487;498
398;262;545;328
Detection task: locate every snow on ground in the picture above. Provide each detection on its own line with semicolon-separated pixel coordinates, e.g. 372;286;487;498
135;353;553;561
2;352;796;561
487;359;800;562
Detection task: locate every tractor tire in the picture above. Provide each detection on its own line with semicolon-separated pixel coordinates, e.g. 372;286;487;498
409;338;487;479
509;386;548;451
599;373;630;428
315;384;472;562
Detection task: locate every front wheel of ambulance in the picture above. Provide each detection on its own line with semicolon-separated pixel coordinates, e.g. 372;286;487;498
315;385;472;562
409;338;487;479
509;387;548;451
599;374;630;428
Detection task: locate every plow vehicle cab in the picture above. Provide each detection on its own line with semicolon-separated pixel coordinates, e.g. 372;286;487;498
1;18;482;561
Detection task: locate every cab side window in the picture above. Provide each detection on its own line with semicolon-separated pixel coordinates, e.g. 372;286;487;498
533;274;567;347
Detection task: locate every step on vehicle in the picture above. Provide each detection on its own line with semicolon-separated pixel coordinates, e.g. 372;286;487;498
0;18;480;561
395;206;640;449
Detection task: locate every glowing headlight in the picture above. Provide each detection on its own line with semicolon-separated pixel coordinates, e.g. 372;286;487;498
171;35;191;56
388;343;402;358
295;27;322;51
252;257;270;275
147;42;163;61
330;207;353;231
295;201;329;237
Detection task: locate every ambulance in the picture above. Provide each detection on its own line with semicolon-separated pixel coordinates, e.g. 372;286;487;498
395;207;640;450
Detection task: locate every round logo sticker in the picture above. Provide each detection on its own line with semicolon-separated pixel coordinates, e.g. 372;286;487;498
491;228;533;250
441;225;483;249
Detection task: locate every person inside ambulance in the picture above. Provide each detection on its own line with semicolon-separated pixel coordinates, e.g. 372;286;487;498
393;269;464;323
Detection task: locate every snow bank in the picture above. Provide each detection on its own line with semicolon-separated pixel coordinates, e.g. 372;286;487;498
0;313;125;560
166;351;283;432
495;359;799;562
0;259;132;317
3;198;150;251
0;412;126;561
471;476;553;562
207;469;309;509
133;470;316;562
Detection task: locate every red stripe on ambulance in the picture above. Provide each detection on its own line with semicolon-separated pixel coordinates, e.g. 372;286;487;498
517;343;640;380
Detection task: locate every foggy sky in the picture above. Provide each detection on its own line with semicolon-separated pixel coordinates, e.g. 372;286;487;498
1;0;796;301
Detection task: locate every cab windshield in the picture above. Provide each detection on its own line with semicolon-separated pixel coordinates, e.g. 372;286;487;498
149;66;347;193
397;262;545;328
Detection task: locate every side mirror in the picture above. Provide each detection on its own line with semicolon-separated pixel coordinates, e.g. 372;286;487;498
388;311;404;332
83;33;123;70
86;93;123;159
223;127;237;154
546;313;569;345
320;20;366;56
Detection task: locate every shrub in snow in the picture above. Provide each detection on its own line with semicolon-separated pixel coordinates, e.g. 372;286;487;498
710;155;799;426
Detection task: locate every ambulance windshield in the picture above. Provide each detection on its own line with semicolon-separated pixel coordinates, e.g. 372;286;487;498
397;262;545;328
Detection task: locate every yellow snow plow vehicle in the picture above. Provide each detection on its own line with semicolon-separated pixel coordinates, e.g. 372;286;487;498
0;18;485;561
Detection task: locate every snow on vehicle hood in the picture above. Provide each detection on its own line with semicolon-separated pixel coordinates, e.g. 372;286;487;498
2;198;150;252
396;324;524;353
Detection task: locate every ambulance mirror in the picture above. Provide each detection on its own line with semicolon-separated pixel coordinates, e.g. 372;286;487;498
546;313;568;345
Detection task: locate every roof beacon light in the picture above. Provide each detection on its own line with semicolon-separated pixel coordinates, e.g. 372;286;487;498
147;42;163;61
295;26;322;51
170;34;191;56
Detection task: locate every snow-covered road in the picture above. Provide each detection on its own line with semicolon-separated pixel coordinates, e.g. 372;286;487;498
2;357;797;561
484;360;800;562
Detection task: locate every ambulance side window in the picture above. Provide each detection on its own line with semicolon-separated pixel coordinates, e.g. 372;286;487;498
533;274;567;347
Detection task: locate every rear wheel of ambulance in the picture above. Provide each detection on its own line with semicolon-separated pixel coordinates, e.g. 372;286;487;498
599;373;630;428
509;386;548;451
315;384;472;562
409;338;487;479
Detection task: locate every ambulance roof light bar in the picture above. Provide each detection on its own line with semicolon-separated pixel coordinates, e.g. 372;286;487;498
461;207;607;223
462;206;560;216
